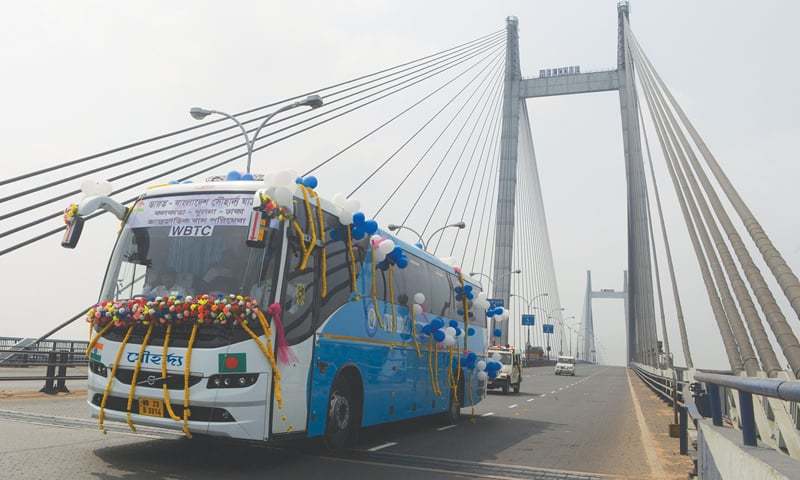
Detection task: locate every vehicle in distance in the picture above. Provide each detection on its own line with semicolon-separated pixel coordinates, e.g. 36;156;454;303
486;346;522;394
554;355;576;376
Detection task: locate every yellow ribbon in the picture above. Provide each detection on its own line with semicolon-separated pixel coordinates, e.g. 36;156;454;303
161;325;181;422
370;248;384;329
98;325;134;433
298;186;317;270
409;304;421;358
387;265;397;332
125;322;154;432
86;321;114;357
311;190;328;298
182;323;198;438
345;227;357;292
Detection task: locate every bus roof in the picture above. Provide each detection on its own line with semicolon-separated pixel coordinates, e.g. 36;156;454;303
141;179;482;291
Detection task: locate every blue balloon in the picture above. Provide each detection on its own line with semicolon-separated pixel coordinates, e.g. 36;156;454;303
422;324;432;335
226;170;242;181
454;286;463;294
241;173;255;181
464;285;473;292
467;352;477;361
433;330;445;342
414;242;424;249
455;327;462;336
467;327;476;336
352;226;365;240
295;177;304;184
466;292;474;300
488;371;498;380
449;319;459;328
494;328;502;337
431;318;444;330
397;257;409;269
353;212;366;225
303;176;318;189
364;220;378;235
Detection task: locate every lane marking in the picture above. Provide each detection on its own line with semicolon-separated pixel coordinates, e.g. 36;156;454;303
508;404;518;409
526;398;534;402
368;442;398;452
436;424;457;431
481;412;494;417
550;391;556;394
626;370;666;478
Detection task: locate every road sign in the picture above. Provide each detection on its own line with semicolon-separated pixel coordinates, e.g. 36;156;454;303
543;324;554;334
521;314;536;326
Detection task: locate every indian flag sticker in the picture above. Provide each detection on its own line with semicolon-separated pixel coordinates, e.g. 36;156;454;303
90;342;104;362
219;353;246;373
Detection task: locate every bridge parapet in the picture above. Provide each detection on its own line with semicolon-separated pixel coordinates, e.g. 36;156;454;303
631;363;800;479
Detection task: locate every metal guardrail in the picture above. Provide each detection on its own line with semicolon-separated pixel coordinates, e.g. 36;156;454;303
0;337;89;394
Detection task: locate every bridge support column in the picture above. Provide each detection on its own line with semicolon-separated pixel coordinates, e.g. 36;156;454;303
492;16;522;346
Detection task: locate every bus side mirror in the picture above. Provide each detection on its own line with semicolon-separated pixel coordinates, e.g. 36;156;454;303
61;214;85;249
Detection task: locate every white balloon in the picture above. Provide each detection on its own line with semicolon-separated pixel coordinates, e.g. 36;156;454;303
492;352;502;362
370;234;383;245
344;198;360;213
477;371;488;382
339;211;353;225
376;250;387;263
443;335;456;347
476;360;487;371
96;180;113;196
412;304;423;315
332;192;347;207
477;292;487;303
272;186;292;206
263;172;276;189
444;327;456;337
413;293;426;305
378;239;395;255
273;170;293;187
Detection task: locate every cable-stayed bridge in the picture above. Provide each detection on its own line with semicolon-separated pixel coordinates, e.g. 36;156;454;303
1;3;800;479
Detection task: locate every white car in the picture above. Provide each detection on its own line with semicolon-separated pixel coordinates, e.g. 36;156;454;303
554;355;576;376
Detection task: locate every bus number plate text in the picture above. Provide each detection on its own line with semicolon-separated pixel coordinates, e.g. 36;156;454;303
138;398;164;418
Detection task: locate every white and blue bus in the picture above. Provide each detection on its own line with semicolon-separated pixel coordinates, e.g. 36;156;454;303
72;176;489;447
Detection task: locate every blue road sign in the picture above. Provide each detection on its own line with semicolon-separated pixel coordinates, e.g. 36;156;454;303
521;314;536;326
543;324;554;334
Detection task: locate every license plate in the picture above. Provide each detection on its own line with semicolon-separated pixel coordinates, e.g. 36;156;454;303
138;397;164;418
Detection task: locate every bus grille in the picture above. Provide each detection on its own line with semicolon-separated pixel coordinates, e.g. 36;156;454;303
115;368;203;390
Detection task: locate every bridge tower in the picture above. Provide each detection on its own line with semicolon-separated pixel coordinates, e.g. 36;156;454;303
492;2;657;364
581;270;628;364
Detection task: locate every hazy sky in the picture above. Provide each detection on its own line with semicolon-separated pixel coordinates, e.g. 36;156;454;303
1;1;798;369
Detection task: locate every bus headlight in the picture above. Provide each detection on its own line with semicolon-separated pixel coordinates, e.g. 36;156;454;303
207;373;258;389
89;360;108;377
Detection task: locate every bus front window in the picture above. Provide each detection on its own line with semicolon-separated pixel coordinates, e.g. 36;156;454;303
100;193;278;303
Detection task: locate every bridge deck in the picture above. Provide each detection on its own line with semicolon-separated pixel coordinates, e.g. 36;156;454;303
0;365;688;479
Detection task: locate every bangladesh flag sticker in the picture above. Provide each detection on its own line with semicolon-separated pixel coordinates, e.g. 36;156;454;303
218;353;247;373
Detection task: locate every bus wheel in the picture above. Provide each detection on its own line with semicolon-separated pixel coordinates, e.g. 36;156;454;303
324;375;358;450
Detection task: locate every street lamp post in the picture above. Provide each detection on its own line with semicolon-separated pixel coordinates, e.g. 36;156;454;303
510;292;548;353
468;269;521;292
387;222;465;251
190;95;323;174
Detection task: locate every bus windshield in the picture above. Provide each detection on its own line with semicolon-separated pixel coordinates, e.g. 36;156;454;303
100;192;277;302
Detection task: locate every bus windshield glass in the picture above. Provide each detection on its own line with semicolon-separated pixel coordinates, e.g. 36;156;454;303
100;192;276;302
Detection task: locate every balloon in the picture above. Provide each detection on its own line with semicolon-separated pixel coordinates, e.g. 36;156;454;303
376;250;387;263
295;177;304;184
448;320;458;328
444;327;456;337
421;324;432;335
397;257;409;269
443;335;456;347
495;307;505;316
332;192;346;207
477;371;488;382
353;212;366;225
352;226;365;239
241;173;255;181
413;293;426;305
364;220;378;235
274;170;293;187
467;327;476;336
433;330;445;342
476;360;486;371
494;328;502;337
412;304;423;315
455;327;462;336
344;198;360;213
339;211;354;225
226;171;242;181
272;186;293;205
378;240;395;255
431;318;444;330
302;176;318;189
370;234;383;246
263;172;276;188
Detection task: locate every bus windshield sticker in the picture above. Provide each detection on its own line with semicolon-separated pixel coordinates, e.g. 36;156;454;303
127;193;254;230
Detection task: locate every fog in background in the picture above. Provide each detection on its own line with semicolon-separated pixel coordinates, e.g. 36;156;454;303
1;1;798;369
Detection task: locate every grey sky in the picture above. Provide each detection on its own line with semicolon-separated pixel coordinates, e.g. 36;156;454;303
1;1;798;369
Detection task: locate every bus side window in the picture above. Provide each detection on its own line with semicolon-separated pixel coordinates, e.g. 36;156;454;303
427;264;452;318
318;213;353;322
395;254;431;314
283;202;319;345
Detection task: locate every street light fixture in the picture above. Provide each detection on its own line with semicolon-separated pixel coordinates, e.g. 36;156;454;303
387;224;425;247
190;94;324;174
468;269;522;290
387;222;465;251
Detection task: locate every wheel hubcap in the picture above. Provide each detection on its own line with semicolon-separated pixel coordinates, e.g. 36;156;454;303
330;392;350;430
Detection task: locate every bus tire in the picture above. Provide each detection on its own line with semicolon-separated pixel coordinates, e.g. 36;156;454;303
324;372;360;450
512;381;520;394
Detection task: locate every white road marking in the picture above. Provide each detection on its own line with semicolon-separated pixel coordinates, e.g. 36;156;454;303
368;442;398;452
550;391;556;394
526;398;534;402
508;404;518;409
436;424;457;431
481;412;494;417
626;370;666;478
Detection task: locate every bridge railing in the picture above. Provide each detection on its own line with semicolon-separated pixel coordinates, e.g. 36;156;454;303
631;363;800;478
